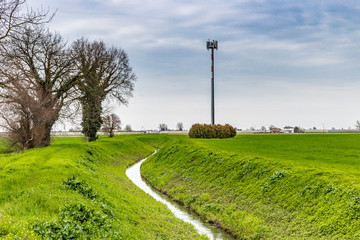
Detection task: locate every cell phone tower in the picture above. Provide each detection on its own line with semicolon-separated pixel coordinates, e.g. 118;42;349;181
206;40;218;125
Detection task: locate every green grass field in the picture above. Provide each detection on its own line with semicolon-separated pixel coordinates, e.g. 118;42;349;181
0;135;207;239
192;134;360;171
142;134;360;239
3;133;360;239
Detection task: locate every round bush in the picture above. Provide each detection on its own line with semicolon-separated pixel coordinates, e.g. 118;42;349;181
189;124;236;138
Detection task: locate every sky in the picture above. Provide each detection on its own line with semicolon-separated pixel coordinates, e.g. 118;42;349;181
27;0;360;131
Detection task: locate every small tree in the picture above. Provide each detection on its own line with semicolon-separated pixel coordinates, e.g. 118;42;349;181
356;120;360;130
159;123;168;131
294;126;304;133
176;122;183;131
294;126;300;133
261;126;266;132
102;113;121;137
124;124;132;132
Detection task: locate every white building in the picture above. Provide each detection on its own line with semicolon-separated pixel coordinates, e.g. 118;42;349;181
283;126;294;133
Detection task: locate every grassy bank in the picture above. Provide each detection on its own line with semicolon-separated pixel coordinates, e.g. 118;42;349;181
141;134;360;239
0;138;17;154
0;135;207;239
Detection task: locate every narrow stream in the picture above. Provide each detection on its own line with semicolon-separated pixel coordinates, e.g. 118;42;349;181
126;152;235;240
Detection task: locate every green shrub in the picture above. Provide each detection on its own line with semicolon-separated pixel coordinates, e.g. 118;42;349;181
189;124;236;138
32;203;115;239
63;176;98;200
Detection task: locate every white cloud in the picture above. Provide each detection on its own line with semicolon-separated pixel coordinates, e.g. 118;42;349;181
24;0;360;130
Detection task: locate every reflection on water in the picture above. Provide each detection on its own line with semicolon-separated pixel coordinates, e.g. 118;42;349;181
126;152;235;240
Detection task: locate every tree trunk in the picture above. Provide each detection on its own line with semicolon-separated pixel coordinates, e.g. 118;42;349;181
81;96;103;142
39;119;56;147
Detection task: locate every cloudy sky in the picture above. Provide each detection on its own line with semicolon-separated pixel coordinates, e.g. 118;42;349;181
27;0;360;130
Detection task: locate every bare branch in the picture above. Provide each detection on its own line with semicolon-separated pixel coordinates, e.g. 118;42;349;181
0;0;55;40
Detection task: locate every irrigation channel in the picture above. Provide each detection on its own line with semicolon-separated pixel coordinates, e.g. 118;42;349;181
126;152;235;240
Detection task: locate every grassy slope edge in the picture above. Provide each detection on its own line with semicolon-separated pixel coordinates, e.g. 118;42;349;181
141;135;360;239
0;135;207;239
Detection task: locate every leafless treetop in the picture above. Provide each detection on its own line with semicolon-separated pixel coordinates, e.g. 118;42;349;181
0;0;54;40
72;38;136;104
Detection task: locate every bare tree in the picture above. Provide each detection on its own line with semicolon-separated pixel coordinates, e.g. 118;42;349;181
124;124;132;132
0;0;53;40
176;122;183;131
159;123;168;131
261;126;266;132
356;120;360;130
102;113;121;137
0;27;78;149
72;38;136;141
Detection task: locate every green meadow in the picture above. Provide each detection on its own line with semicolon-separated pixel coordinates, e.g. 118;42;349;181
191;134;360;171
2;133;360;239
0;135;207;239
142;134;360;239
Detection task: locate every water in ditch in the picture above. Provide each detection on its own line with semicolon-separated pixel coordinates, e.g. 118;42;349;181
126;153;235;240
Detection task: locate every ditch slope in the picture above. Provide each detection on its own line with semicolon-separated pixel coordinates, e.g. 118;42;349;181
142;137;360;239
0;135;207;239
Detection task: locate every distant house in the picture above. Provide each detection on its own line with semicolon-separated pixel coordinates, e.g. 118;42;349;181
283;126;294;133
270;127;281;133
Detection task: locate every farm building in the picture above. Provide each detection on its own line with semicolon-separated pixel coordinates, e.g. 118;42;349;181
270;127;281;133
283;126;294;133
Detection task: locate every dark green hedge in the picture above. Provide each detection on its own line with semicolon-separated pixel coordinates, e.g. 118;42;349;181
188;124;236;138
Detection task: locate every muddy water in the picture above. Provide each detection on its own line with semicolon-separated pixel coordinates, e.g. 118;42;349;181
126;152;235;240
